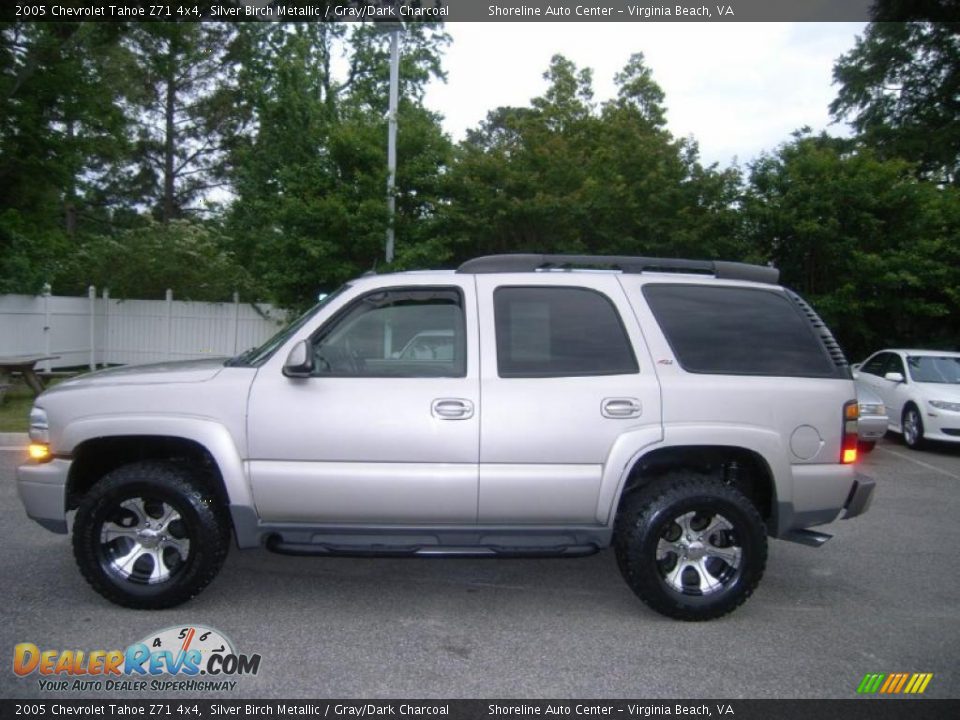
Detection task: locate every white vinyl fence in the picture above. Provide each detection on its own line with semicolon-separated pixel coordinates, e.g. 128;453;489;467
0;286;287;372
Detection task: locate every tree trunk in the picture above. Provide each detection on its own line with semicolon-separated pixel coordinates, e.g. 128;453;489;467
162;62;176;222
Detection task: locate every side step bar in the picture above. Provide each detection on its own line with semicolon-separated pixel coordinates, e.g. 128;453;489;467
782;529;833;547
266;535;599;559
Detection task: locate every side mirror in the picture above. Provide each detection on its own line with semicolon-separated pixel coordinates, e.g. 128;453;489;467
283;340;313;378
884;372;905;383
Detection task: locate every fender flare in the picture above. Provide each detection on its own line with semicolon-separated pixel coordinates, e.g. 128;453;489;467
61;415;253;509
596;424;790;526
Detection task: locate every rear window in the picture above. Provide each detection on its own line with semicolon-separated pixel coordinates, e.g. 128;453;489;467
643;284;836;377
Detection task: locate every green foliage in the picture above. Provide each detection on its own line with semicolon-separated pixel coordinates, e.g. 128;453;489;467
1;18;957;365
435;53;744;265
123;23;243;220
55;219;254;301
831;17;960;186
226;22;452;311
743;131;960;359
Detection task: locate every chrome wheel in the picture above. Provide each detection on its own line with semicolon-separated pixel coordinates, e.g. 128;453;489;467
614;474;767;620
99;497;191;584
903;407;924;449
656;510;741;596
74;461;230;608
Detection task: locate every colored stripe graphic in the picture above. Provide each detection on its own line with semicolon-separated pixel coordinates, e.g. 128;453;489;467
858;673;933;694
857;674;885;694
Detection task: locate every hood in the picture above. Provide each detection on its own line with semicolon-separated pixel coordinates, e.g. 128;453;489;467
915;381;960;402
43;358;228;395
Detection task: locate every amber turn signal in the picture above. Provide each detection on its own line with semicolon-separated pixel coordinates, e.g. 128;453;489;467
27;443;51;462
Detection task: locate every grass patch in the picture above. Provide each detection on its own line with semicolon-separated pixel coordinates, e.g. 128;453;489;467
0;377;71;432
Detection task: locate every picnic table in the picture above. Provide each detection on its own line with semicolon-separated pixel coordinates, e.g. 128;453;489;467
0;355;60;397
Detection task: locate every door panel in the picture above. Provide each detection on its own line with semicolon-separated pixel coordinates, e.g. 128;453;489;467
246;279;479;524
475;275;662;523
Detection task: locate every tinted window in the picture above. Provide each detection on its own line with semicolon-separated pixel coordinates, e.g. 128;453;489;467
311;288;466;377
494;287;638;378
643;284;835;377
861;353;891;377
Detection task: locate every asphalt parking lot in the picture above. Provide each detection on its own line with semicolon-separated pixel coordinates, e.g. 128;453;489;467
1;434;958;700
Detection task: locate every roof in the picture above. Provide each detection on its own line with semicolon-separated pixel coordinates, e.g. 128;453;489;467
885;349;960;357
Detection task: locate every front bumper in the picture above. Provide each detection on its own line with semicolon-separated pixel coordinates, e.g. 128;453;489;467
858;414;889;442
16;459;71;534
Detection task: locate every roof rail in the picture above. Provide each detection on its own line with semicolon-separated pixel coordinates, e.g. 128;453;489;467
455;254;779;284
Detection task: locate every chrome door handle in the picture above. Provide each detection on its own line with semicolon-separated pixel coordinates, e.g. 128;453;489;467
602;397;642;419
431;398;475;420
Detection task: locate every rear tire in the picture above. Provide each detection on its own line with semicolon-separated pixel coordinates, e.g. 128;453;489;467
614;473;767;621
73;461;230;609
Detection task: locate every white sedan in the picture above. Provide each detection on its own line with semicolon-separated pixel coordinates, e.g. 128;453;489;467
853;349;960;449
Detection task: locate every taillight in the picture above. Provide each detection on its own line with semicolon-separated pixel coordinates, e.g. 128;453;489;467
842;400;859;464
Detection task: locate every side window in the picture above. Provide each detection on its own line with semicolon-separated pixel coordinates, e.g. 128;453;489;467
311;287;466;378
494;286;639;378
888;354;906;377
861;353;890;377
643;284;836;377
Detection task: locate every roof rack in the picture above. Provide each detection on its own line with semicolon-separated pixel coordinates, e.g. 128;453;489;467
455;254;779;285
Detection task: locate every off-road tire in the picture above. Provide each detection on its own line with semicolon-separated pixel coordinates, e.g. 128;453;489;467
614;473;767;621
72;460;230;609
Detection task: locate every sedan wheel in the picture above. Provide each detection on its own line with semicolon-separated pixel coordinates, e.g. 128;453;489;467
902;406;925;450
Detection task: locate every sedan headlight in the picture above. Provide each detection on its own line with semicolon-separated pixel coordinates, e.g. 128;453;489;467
859;402;886;417
28;407;49;444
929;400;960;412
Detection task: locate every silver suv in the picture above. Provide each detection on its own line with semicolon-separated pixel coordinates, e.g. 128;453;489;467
17;254;875;621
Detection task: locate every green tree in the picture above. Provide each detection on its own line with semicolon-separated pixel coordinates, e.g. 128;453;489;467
830;15;960;185
226;22;451;310
436;53;744;265
0;22;133;292
56;219;253;301
743;131;960;358
124;22;243;221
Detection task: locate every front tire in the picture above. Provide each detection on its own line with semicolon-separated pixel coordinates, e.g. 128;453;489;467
73;461;230;609
615;473;767;621
902;405;925;450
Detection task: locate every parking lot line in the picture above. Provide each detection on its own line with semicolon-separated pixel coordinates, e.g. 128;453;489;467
876;445;960;481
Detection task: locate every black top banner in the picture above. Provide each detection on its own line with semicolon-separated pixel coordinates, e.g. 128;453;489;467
4;0;879;23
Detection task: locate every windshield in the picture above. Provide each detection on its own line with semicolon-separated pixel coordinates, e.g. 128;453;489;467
907;355;960;384
226;286;348;367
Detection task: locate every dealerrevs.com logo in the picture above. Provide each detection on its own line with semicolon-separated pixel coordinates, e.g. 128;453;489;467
13;625;260;693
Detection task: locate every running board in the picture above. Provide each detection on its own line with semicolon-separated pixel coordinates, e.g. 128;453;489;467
265;535;599;559
782;529;833;547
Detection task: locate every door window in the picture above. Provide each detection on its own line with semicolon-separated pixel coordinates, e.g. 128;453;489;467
861;353;891;377
493;286;638;378
310;287;466;377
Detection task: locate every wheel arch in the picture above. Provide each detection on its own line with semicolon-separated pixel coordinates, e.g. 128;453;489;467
618;445;775;527
62;417;250;514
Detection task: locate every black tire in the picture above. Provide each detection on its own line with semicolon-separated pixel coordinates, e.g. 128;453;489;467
858;440;876;453
614;473;767;621
902;405;925;450
72;461;230;609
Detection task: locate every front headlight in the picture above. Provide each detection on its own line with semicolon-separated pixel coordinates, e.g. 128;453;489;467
929;400;960;412
28;406;49;443
859;402;886;417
